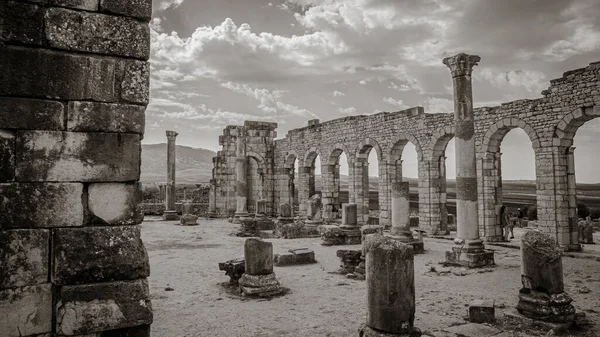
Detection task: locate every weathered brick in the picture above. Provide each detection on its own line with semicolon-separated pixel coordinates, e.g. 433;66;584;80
0;46;117;101
0;129;16;182
0;229;49;288
55;280;152;335
15;131;141;182
49;0;98;10
52;226;150;285
0;1;44;45
0;284;53;337
119;60;150;104
67;101;144;134
87;182;144;225
99;0;152;21
45;8;150;59
0;183;84;229
0;97;65;130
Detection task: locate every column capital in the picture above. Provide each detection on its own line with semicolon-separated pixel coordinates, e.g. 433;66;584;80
443;53;481;77
166;130;179;140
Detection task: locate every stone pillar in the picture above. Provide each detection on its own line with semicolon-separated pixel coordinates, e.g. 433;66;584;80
164;130;179;220
0;2;153;336
235;130;249;218
389;182;424;254
439;156;449;234
566;147;579;248
443;53;494;267
321;164;336;220
239;238;284;297
359;236;420;336
517;231;575;323
208;180;217;217
341;203;358;229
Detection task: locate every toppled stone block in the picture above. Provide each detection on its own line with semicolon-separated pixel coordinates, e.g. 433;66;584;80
0;284;52;337
0;229;49;288
361;225;383;238
16;131;140;182
469;299;495;323
0;183;84;229
274;248;316;266
336;249;362;274
52;226;150;285
88;182;144;225
218;258;245;284
67;101;145;134
56;279;153;336
45;8;150;59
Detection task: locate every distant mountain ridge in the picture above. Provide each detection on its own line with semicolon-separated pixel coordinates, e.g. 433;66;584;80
140;144;216;183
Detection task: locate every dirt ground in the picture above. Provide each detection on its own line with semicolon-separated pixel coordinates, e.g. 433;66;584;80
142;218;600;337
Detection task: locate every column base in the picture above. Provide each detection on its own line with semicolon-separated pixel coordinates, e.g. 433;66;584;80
387;235;425;254
239;272;284;297
516;289;576;324
444;246;495;268
162;210;179;221
180;214;198;226
359;324;421;337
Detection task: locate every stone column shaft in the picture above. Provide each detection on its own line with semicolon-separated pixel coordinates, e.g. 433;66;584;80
164;130;179;220
390;182;413;241
235;130;248;217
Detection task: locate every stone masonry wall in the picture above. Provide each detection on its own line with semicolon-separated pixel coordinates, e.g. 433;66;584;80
0;1;153;336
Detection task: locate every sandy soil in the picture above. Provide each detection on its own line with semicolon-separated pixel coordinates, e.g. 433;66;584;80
142;218;600;337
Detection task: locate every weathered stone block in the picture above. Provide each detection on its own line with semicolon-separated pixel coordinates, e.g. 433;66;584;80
49;0;99;10
244;237;273;275
16;131;140;182
0;129;16;182
100;0;152;21
52;226;150;285
469;299;495;323
0;284;52;337
0;229;49;288
0;46;117;101
56;279;153;336
0;1;44;45
118;60;150;104
0;183;84;229
87;183;144;225
0;97;65;130
67;101;145;134
45;8;150;59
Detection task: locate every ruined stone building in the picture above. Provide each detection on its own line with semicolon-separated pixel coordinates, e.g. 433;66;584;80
211;60;600;252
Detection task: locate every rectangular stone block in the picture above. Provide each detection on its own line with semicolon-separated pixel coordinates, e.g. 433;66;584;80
0;183;84;229
0;1;44;45
67;101;145;134
0;129;16;182
52;226;150;285
0;97;65;131
117;60;150;104
0;46;117;101
0;284;52;337
87;182;144;225
49;0;99;10
45;8;150;60
16;131;141;182
469;299;495;323
0;229;49;288
99;0;152;21
56;280;152;336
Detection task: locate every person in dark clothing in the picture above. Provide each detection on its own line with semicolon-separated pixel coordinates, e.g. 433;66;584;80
517;208;525;228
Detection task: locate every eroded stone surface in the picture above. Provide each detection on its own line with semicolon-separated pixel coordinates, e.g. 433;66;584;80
67;101;145;134
0;284;52;337
88;183;144;225
0;97;64;131
0;129;16;182
0;229;49;288
244;237;273;275
0;1;44;45
100;0;152;21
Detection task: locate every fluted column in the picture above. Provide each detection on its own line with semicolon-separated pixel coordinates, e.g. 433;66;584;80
163;130;179;220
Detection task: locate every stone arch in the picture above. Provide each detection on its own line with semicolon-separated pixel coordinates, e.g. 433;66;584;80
355;137;383;161
427;125;455;235
554;106;600;146
284;151;299;169
388;132;424;162
302;147;322;167
325;143;354;165
481;117;541;154
246;151;265;173
430;125;455;160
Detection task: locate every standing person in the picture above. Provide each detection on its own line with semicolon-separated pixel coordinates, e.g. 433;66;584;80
517;208;525;228
500;205;512;241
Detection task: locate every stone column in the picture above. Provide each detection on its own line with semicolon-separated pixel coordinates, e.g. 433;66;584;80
566;147;579;248
0;2;153;336
340;203;361;244
359;236;420;336
389;182;424;254
235;130;249;218
208;180;217;217
443;53;494;267
239;238;284;297
163;130;179;220
517;231;575;323
439;156;449;234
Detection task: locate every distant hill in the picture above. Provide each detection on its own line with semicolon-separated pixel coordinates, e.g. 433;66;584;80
140;144;216;183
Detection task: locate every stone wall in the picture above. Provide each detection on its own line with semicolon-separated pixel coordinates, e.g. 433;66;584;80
0;1;153;336
212;59;600;250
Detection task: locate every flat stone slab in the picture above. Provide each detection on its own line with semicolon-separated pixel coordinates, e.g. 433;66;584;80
442;323;501;337
502;308;572;333
274;248;316;266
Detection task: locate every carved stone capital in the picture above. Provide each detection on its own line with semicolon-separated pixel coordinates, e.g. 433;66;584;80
166;130;179;140
443;53;481;77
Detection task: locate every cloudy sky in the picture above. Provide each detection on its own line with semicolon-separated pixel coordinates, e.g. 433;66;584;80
147;0;600;182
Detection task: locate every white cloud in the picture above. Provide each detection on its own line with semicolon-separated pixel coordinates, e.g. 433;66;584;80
338;106;357;114
475;68;547;94
159;0;185;10
383;97;408;109
424;97;453;114
331;90;345;97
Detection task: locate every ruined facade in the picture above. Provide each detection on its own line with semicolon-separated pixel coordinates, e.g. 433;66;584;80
0;1;152;336
212;59;600;251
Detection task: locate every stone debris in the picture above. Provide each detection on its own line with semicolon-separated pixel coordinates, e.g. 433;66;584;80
218;258;245;284
468;299;495;324
238;238;284;297
273;248;317;266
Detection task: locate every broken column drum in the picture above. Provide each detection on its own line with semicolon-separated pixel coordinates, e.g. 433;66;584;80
443;53;494;268
239;238;284;297
235;130;249;218
389;182;424;254
517;231;575;323
163;130;179;220
359;235;421;337
180;201;198;226
207;181;217;218
341;203;362;244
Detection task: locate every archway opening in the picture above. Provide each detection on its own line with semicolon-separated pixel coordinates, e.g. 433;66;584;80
367;150;380;222
356;141;380;223
324;149;350;219
432;135;456;234
284;154;298;209
401;143;419;217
